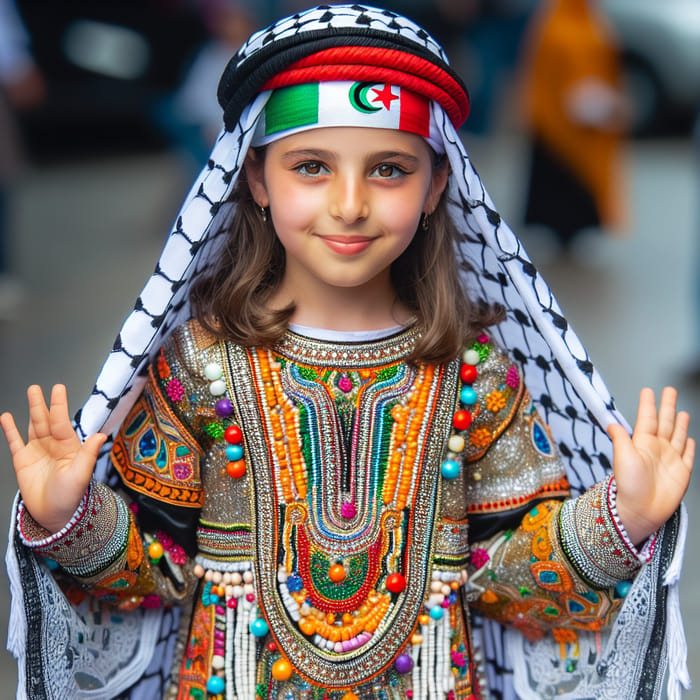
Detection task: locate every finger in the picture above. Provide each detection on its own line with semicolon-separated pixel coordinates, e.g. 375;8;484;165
0;412;26;457
682;437;696;471
26;385;50;439
73;433;107;483
656;387;679;440
607;422;634;455
48;385;79;442
632;387;658;437
669;410;690;455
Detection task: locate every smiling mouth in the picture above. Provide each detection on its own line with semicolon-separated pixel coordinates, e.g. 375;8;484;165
318;235;377;255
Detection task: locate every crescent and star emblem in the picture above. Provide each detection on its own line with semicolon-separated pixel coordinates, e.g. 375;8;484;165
350;82;399;113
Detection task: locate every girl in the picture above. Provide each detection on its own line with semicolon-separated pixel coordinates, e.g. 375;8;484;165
1;5;693;699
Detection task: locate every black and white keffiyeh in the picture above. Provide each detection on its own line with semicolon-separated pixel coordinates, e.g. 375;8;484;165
6;5;689;699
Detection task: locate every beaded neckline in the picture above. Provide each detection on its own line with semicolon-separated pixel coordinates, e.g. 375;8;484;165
274;325;421;368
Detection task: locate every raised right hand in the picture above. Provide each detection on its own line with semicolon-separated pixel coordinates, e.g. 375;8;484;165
0;384;106;533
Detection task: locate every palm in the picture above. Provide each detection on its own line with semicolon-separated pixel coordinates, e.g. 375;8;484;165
610;387;694;546
0;385;105;533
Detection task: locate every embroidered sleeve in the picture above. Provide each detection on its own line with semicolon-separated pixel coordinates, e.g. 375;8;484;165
18;325;219;609
452;337;639;638
18;480;157;608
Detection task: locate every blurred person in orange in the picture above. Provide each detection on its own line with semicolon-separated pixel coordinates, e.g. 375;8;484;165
0;0;45;318
518;0;629;253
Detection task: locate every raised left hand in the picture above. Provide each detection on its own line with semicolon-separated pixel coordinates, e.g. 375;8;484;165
608;387;694;546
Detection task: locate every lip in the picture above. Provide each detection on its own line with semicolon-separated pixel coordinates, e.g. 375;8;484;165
318;235;377;256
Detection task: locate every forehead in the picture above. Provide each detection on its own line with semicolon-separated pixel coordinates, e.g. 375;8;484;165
266;126;432;159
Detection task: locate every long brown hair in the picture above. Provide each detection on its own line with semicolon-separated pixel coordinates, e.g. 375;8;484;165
190;155;503;364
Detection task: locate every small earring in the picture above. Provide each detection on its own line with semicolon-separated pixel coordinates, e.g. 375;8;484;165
259;204;268;223
421;212;430;231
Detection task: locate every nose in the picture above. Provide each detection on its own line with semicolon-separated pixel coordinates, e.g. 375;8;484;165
329;173;369;223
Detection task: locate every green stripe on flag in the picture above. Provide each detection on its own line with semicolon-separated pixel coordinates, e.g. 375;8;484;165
265;84;319;136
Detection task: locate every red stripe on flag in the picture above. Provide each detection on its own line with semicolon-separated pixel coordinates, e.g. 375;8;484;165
398;88;430;137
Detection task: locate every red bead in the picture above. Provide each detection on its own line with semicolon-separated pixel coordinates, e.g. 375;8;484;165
267;641;277;652
224;425;243;444
385;573;406;594
452;410;472;431
460;364;477;383
226;460;246;478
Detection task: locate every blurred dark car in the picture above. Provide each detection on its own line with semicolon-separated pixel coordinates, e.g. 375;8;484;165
15;1;209;159
601;0;700;135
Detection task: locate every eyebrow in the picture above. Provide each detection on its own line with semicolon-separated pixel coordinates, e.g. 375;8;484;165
279;148;421;165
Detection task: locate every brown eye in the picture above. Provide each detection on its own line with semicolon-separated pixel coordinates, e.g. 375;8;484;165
371;163;405;179
298;161;327;176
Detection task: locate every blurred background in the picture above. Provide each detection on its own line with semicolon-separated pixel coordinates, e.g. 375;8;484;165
1;0;700;695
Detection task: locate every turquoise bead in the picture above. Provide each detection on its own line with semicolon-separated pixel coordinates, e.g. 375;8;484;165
250;618;269;637
207;676;225;693
615;580;632;598
441;459;460;480
460;386;477;405
226;444;244;461
429;605;444;620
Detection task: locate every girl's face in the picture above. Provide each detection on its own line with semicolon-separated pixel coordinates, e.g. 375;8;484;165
245;126;448;307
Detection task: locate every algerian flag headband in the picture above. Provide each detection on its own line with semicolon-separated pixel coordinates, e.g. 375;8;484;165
251;80;445;153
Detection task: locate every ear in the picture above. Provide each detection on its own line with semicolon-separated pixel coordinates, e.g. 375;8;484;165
244;149;269;207
424;161;449;215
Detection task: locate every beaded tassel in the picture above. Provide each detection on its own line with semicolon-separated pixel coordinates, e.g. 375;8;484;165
226;597;236;700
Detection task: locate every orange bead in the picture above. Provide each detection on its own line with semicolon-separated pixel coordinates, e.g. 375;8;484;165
343;693;360;700
271;658;293;681
328;564;346;583
480;590;498;604
148;541;164;562
226;460;246;478
298;617;316;636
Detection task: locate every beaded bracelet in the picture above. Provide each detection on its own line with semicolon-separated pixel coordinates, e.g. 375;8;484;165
607;476;657;563
19;480;131;579
558;476;643;589
18;485;90;547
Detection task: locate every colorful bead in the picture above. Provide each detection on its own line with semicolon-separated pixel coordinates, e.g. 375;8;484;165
385;573;406;594
226;460;246;478
340;501;357;519
462;349;480;366
147;541;164;563
206;675;225;693
215;398;234;417
209;379;227;396
338;375;353;393
441;459;461;480
224;425;243;444
429;605;444;620
394;653;414;674
226;444;244;461
342;692;359;700
328;564;346;582
452;410;472;431
271;658;293;681
447;435;465;453
460;387;477;405
250;618;269;637
460;364;477;384
204;363;223;381
615;580;631;598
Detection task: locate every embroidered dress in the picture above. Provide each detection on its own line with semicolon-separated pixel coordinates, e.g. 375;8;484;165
19;323;643;699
